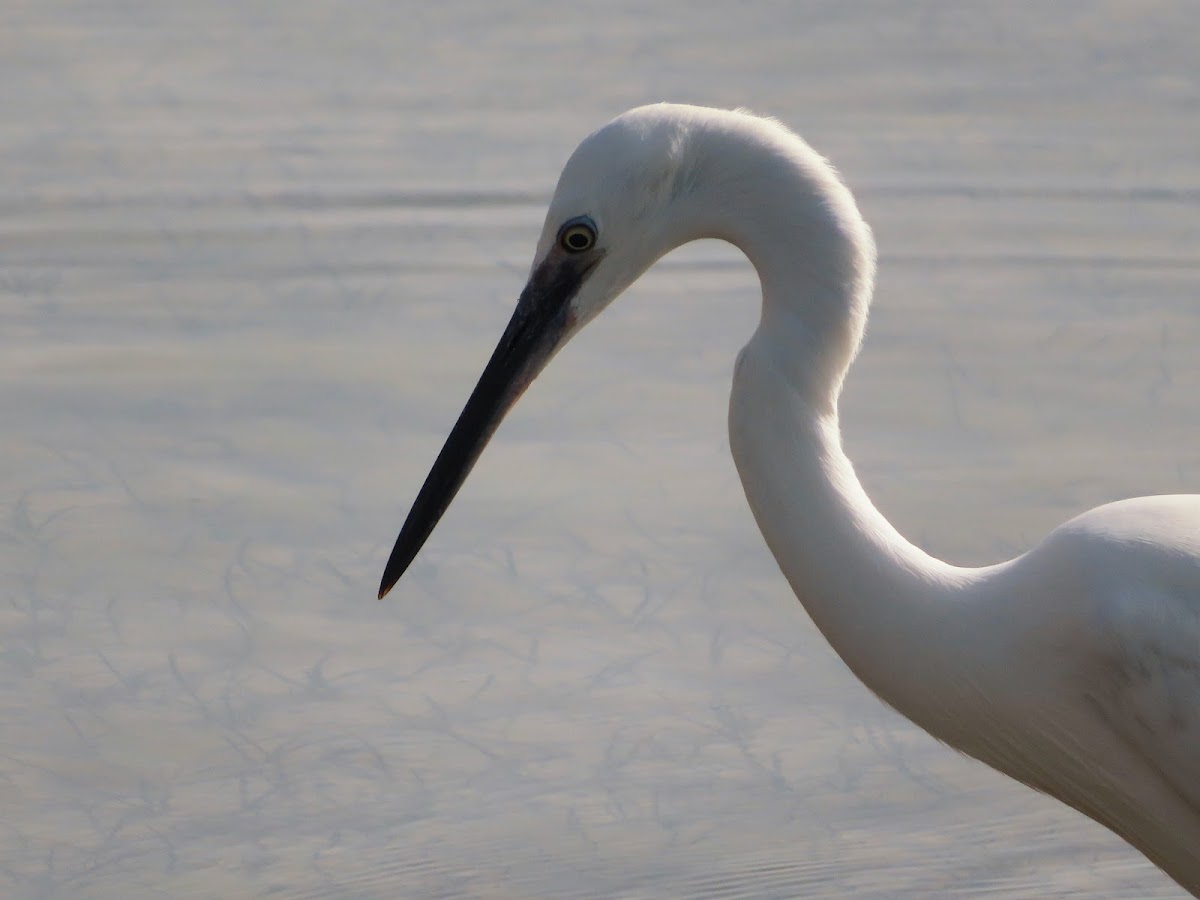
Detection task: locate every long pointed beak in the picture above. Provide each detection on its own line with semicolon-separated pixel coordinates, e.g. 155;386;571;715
378;254;596;599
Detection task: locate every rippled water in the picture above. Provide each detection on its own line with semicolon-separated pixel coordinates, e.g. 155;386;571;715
3;3;1199;897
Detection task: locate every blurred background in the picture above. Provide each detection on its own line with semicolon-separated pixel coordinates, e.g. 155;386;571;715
2;2;1198;896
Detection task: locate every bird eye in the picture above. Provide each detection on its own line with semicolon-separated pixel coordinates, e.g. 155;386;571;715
558;218;597;253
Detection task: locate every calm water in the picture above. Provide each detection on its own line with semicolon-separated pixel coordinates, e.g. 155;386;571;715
3;3;1199;897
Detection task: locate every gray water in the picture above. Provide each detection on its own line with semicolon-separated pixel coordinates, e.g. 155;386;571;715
4;3;1199;897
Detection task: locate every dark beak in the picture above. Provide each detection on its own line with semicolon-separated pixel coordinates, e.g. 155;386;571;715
378;255;596;599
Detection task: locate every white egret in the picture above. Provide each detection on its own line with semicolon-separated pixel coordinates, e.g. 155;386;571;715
379;104;1200;894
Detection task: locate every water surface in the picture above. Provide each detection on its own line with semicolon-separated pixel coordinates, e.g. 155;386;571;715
3;3;1199;897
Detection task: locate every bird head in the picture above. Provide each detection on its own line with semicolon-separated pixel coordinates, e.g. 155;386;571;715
532;105;703;336
377;105;705;598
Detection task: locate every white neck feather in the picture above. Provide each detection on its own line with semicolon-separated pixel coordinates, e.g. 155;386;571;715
684;120;984;718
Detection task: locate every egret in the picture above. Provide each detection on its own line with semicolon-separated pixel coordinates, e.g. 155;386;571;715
378;104;1200;894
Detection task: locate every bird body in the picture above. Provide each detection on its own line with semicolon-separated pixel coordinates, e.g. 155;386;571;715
380;104;1200;893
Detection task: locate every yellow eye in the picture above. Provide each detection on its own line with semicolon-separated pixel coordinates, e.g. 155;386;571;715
558;218;597;253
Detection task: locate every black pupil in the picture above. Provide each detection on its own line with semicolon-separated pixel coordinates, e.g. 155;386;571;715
567;230;590;249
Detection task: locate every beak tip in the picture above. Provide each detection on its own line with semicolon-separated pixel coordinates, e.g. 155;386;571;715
378;544;410;600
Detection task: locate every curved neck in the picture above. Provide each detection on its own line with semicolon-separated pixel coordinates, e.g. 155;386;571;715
680;123;875;413
729;360;973;708
694;130;981;715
